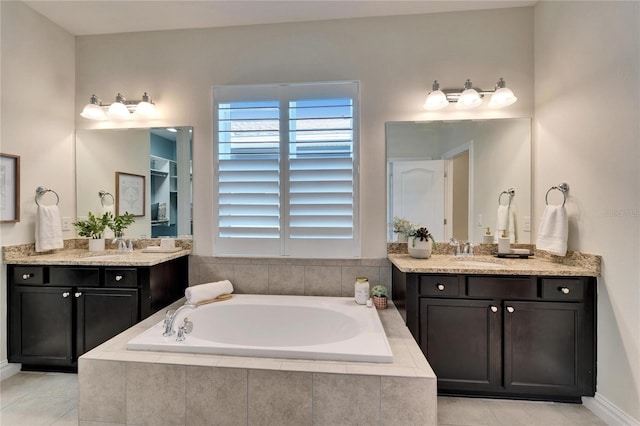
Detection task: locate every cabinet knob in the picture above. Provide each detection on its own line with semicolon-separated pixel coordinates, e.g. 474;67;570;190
437;284;445;291
74;292;82;298
62;292;70;298
22;273;32;280
560;287;570;294
506;306;515;313
115;275;123;281
490;306;498;313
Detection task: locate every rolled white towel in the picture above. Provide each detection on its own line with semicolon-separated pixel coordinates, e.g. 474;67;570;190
185;280;234;304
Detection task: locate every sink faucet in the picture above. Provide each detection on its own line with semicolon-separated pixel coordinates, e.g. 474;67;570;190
163;304;196;337
449;238;461;256
462;241;474;256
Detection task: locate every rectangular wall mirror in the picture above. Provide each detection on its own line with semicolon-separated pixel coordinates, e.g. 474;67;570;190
386;118;531;244
76;127;193;239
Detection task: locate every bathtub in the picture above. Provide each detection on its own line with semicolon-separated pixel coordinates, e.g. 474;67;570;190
126;294;394;363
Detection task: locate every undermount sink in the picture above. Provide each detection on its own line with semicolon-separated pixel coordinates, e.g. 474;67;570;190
452;259;505;268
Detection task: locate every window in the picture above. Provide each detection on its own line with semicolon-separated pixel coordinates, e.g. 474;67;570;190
213;82;360;257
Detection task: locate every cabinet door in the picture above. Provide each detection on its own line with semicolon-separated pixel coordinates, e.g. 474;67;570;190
9;286;74;367
76;288;139;355
503;301;585;397
420;298;502;393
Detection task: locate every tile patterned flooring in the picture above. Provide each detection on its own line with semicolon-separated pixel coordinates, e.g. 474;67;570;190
1;371;607;426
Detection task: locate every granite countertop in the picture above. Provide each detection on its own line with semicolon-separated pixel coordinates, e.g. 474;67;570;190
3;248;191;267
388;253;600;277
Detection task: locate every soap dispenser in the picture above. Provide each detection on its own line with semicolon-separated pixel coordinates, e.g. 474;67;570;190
497;230;511;254
483;227;494;244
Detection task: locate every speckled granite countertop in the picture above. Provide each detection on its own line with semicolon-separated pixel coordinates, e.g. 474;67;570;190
3;248;191;267
388;253;600;277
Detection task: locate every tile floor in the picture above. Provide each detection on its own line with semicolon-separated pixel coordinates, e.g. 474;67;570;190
1;371;607;426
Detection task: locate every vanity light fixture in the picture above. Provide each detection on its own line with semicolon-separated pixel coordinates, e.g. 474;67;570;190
423;78;517;110
80;92;157;120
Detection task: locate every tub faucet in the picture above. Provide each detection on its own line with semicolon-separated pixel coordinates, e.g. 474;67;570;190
163;303;196;337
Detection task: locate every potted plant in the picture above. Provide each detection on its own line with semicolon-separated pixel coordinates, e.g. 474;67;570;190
370;285;389;310
393;217;415;243
408;227;437;259
109;212;135;238
73;212;112;252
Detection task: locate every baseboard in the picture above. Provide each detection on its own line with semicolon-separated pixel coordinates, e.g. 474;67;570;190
583;393;640;426
0;360;21;381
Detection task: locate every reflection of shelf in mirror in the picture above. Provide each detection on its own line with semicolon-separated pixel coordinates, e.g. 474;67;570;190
151;169;169;177
151;219;170;227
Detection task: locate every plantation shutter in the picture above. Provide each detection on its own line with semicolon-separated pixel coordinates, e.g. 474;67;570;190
214;82;360;258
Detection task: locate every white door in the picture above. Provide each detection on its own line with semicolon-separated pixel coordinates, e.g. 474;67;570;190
390;160;445;241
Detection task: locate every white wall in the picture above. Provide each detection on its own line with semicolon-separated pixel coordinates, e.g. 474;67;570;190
535;1;640;422
74;7;535;258
0;1;75;367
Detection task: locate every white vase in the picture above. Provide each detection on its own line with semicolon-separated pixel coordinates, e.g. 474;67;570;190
88;238;105;252
407;236;432;259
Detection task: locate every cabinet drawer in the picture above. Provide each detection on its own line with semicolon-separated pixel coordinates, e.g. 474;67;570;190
541;278;585;301
467;276;536;299
105;268;138;287
13;266;46;285
419;275;459;296
50;267;100;287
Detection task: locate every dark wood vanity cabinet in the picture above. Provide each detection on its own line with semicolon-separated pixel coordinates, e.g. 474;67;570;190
8;256;188;371
393;267;596;402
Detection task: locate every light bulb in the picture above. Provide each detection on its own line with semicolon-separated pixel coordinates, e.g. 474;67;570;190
107;93;130;119
488;87;517;108
423;80;449;110
80;95;106;120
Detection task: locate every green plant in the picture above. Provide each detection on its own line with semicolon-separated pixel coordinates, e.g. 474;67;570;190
370;284;389;298
73;212;111;239
393;217;415;236
109;212;135;236
410;227;437;249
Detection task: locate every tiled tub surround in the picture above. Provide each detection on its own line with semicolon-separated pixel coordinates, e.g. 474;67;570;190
189;255;393;297
79;299;437;425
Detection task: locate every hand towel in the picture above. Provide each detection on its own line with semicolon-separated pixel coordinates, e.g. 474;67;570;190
185;280;234;304
536;205;568;256
35;205;64;252
495;205;516;243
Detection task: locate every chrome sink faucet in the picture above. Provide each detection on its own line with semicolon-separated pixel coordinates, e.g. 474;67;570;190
163;303;196;337
462;241;474;256
449;238;461;256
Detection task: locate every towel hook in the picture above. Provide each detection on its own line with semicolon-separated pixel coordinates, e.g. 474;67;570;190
498;188;515;207
545;182;569;206
98;190;115;207
35;186;59;206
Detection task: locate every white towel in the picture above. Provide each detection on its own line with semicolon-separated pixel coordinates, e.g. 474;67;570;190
35;205;64;252
185;280;234;304
495;205;516;243
536;205;568;256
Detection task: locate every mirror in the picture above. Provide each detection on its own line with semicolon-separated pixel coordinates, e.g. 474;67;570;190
76;127;192;238
386;118;531;244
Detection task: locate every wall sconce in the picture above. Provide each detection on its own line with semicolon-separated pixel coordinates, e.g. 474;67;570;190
423;78;517;110
80;92;157;120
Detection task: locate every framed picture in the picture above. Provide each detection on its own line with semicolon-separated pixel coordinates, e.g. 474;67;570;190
116;172;145;217
0;153;20;223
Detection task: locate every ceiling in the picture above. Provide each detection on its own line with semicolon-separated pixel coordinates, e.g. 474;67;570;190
24;0;536;36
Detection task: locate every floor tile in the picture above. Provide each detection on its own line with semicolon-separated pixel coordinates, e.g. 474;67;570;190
0;395;77;426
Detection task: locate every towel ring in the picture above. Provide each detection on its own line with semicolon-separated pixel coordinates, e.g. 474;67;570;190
98;190;115;207
545;182;569;206
498;188;515;207
35;186;59;206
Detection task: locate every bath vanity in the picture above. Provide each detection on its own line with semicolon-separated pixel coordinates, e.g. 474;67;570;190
5;248;190;371
389;253;599;402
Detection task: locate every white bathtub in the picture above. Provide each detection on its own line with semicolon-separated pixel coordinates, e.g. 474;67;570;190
126;294;393;363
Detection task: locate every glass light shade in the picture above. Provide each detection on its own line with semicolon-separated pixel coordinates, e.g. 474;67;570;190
488;87;518;108
80;103;106;120
456;88;482;109
134;101;157;118
423;90;449;110
107;101;130;119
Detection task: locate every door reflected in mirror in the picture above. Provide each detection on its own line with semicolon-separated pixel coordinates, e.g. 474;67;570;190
386;118;531;244
76;127;192;239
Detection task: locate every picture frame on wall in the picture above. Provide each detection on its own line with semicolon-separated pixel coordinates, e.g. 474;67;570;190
0;153;20;223
116;171;145;217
